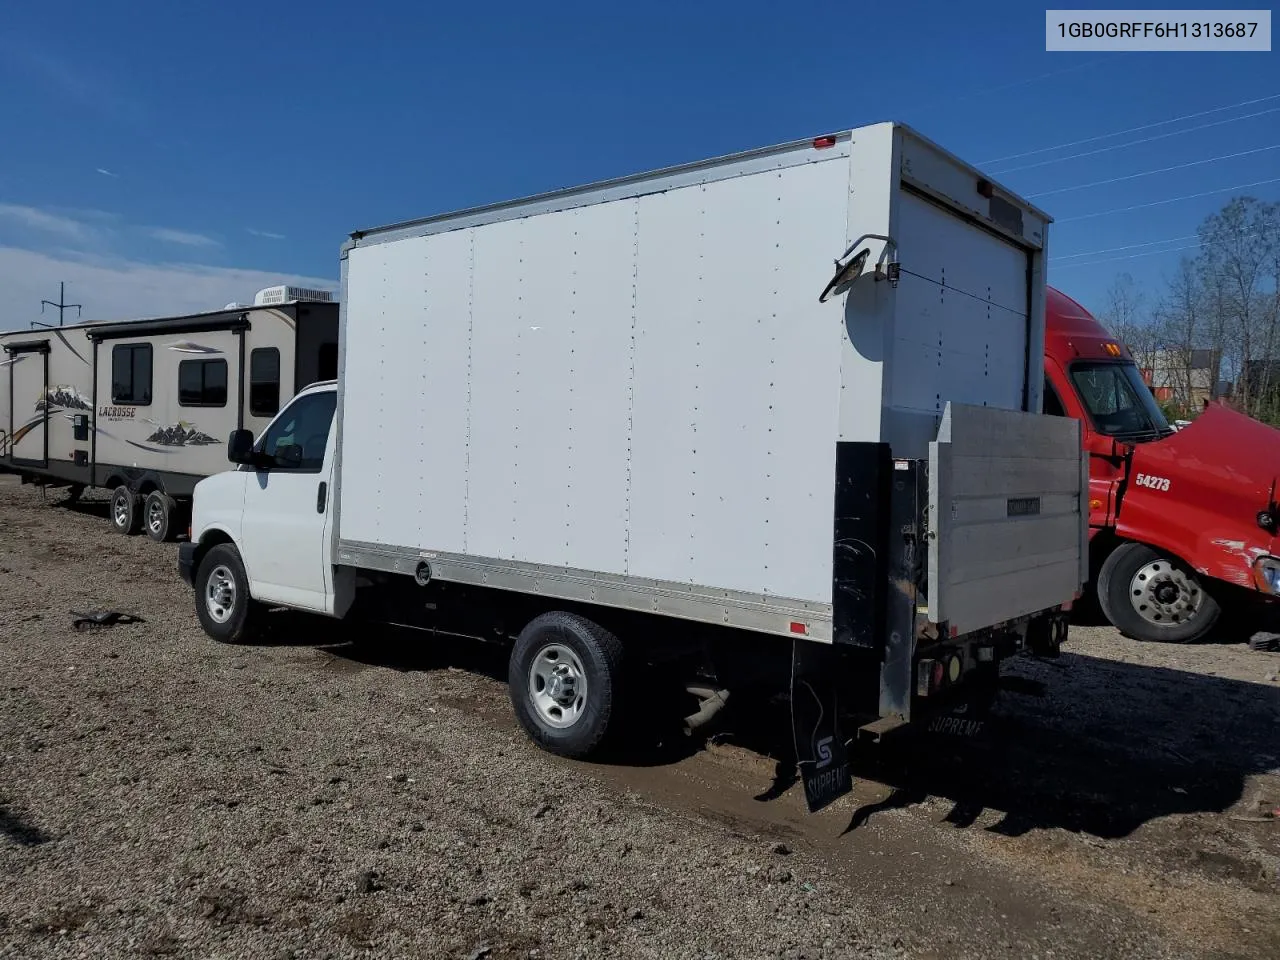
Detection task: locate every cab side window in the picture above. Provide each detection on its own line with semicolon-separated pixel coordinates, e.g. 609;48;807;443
1043;377;1067;417
259;391;337;473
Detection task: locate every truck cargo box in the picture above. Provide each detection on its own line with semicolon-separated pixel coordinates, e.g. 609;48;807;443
334;121;1080;643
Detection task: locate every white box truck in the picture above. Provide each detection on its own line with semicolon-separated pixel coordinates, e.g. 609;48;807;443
178;122;1086;812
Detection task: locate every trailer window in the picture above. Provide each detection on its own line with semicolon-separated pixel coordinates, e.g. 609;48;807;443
178;359;228;407
249;348;280;417
111;343;152;406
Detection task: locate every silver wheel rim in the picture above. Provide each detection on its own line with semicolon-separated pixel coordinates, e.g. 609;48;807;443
147;498;165;535
113;495;130;528
205;565;237;624
528;643;588;729
1129;559;1202;627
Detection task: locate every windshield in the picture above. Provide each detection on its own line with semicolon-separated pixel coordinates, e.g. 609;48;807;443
1069;361;1171;440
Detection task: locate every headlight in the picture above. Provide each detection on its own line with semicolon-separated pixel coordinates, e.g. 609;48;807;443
1253;556;1280;594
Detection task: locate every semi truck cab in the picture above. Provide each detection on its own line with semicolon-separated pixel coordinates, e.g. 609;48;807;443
1043;287;1280;642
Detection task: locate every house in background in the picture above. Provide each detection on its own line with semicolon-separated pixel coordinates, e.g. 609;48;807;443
1138;348;1223;411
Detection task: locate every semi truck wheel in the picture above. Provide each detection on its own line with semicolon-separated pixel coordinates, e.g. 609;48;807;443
1098;542;1220;643
110;486;142;535
509;611;623;759
194;544;260;644
144;491;177;542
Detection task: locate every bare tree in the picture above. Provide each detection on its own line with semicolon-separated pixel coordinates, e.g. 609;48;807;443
1099;273;1157;372
1199;197;1279;416
1152;258;1205;417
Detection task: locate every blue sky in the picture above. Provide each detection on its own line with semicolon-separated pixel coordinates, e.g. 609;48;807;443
0;1;1276;323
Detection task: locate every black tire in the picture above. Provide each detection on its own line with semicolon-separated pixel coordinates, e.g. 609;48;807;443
508;611;624;759
1098;541;1221;643
143;491;177;542
193;543;260;644
109;485;141;535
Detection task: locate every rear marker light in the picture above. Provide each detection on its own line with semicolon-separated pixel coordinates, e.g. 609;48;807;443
813;135;837;149
789;621;808;635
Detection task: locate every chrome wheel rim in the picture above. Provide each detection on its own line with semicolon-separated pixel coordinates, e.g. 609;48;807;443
1129;559;1202;627
205;565;237;624
147;498;165;535
113;495;130;528
528;643;588;729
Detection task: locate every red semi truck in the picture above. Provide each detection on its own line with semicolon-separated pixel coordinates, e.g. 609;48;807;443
1042;286;1280;643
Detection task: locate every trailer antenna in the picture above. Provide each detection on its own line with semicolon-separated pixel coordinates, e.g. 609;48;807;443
34;281;83;328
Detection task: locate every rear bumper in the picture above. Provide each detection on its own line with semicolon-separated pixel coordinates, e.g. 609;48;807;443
178;542;197;587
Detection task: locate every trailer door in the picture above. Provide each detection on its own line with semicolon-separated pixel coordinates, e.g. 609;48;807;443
4;341;50;467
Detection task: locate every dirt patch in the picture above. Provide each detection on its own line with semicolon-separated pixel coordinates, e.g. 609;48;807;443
3;478;1280;959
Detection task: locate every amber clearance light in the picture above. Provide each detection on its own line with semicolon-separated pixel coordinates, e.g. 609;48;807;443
1103;342;1122;357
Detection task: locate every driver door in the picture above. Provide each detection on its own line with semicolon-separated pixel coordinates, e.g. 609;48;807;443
239;389;338;611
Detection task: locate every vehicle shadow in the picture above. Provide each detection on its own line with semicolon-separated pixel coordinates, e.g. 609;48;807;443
54;497;109;520
620;651;1280;839
849;653;1280;838
1072;592;1280;646
242;612;1280;839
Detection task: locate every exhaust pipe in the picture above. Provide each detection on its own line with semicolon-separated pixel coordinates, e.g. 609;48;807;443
682;685;730;736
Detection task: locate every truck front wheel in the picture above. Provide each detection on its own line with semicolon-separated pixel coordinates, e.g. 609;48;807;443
1098;542;1220;643
509;612;623;759
194;543;260;644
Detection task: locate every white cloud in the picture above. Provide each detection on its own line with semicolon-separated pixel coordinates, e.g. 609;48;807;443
0;204;98;243
95;167;119;178
247;228;286;240
0;246;336;324
146;227;220;248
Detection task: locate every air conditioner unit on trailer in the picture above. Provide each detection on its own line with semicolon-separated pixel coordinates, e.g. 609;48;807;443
253;285;334;307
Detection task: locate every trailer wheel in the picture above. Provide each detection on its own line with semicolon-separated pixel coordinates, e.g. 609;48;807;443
194;543;260;644
509;612;623;759
1098;542;1220;643
110;485;142;535
143;491;177;542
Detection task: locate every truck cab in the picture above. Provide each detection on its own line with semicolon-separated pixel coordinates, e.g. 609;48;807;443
1043;287;1280;642
179;381;352;637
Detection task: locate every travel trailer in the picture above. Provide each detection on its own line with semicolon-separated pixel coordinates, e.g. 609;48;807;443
1;286;337;541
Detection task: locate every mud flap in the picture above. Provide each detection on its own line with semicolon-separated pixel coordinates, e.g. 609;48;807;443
791;639;852;813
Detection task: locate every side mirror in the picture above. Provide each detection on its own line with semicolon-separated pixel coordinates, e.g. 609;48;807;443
275;443;303;469
227;429;255;464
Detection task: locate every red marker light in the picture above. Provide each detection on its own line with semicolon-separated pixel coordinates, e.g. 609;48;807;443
812;135;837;149
789;621;808;635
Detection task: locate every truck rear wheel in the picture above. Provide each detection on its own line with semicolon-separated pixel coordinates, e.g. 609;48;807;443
110;486;141;535
1098;542;1220;643
194;543;260;644
508;612;623;759
144;491;177;542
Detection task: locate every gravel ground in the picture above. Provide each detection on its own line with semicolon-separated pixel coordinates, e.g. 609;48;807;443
2;475;1279;960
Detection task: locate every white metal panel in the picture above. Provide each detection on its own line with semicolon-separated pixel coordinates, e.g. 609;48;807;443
837;122;897;445
551;203;636;574
629;161;847;602
341;233;473;553
884;190;1030;456
927;403;1084;635
459;217;527;560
